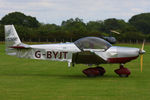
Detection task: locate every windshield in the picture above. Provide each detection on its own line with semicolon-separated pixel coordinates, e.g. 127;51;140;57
74;37;112;50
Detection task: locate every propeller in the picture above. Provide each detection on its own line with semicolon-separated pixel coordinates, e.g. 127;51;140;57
140;40;145;72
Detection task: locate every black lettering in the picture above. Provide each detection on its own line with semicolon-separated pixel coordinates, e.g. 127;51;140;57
47;51;52;58
35;51;41;58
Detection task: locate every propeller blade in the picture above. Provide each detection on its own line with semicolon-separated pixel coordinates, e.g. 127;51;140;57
110;30;120;34
141;40;145;50
140;55;143;72
140;40;145;72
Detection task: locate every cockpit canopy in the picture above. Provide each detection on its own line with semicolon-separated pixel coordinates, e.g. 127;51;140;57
74;37;112;50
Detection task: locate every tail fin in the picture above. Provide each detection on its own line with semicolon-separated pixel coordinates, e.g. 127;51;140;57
5;25;21;55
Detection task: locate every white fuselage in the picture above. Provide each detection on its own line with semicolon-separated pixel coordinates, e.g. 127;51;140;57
13;43;141;65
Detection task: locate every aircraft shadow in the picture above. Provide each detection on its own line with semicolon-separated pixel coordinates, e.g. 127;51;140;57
0;73;120;79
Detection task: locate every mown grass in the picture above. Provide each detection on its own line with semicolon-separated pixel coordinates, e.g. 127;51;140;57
0;43;150;100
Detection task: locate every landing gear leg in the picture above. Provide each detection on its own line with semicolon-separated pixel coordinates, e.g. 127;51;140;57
115;64;131;77
82;66;106;77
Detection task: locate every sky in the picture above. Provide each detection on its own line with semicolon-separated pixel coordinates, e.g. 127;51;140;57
0;0;150;25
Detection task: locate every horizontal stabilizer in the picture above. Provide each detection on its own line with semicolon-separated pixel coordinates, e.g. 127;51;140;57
10;43;31;49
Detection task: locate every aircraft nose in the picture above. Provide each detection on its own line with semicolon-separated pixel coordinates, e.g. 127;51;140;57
117;47;140;57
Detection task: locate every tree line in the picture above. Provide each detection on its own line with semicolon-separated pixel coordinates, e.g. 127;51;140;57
0;12;150;43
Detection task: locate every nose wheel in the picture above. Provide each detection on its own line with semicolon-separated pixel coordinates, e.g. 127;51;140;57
115;64;131;77
82;66;106;77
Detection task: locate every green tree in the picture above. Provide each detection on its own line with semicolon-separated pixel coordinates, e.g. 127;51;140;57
86;21;104;34
61;18;87;40
1;12;149;43
129;13;150;34
103;18;127;32
1;12;40;28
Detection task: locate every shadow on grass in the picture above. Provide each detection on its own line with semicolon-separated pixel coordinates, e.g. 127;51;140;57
62;74;120;79
0;73;122;79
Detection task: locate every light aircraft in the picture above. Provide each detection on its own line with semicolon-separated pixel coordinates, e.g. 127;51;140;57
5;25;145;77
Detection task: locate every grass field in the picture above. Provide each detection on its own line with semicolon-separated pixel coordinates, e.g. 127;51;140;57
0;43;150;100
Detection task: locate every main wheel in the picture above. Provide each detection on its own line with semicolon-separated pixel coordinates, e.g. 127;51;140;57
82;67;106;77
82;68;100;77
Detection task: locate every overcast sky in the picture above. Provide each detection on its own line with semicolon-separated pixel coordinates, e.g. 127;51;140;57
0;0;150;25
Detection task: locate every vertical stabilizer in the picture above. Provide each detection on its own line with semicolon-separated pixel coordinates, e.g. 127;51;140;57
5;25;21;55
